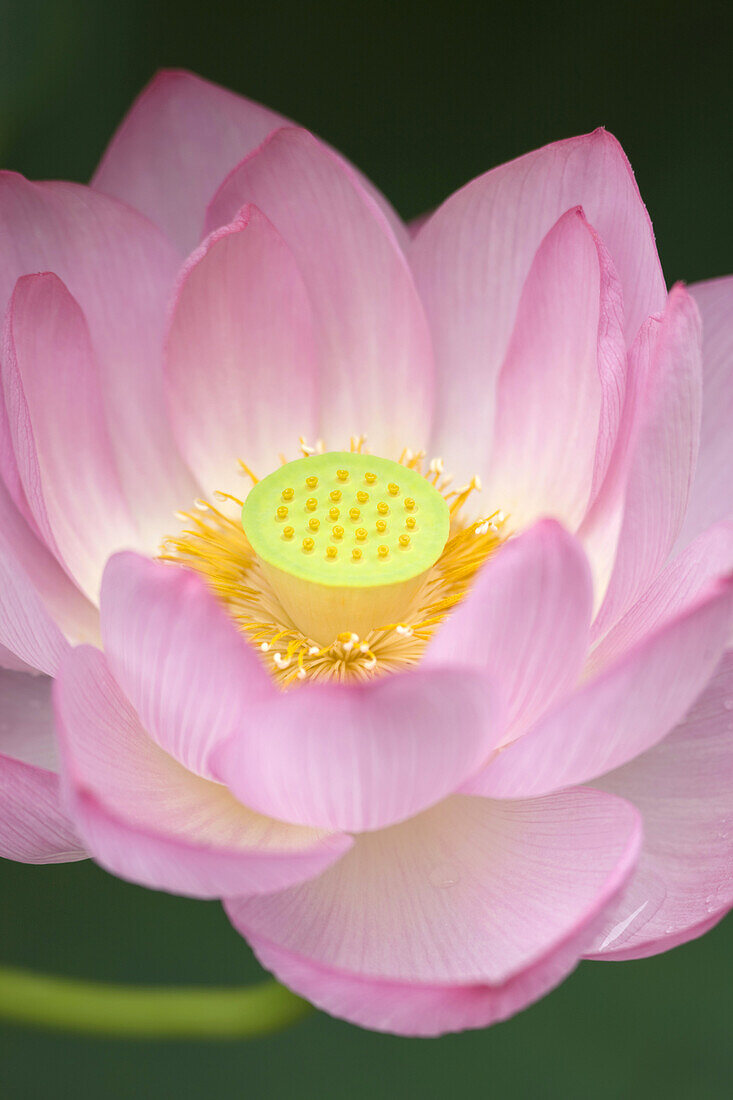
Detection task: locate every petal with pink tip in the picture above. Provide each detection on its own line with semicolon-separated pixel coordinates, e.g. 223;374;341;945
227;788;640;1035
165;206;317;498
93;70;408;255
587;652;733;959
411;129;665;487
2;274;139;600
426;521;592;741
55;646;351;899
676;276;733;548
473;577;733;799
0;670;86;863
585;286;702;634
483;208;625;531
100;552;274;780
212;667;501;833
205;128;433;454
0;173;196;545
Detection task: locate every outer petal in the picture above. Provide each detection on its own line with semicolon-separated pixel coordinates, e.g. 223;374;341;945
427;520;592;742
205;128;433;454
411;129;666;487
227;789;641;1036
484;208;625;530
587;652;733;959
0;172;195;545
2;274;139;600
55;646;351;898
676;276;733;547
0;669;85;863
100;552;274;780
165;206;317;498
92;70;408;255
0;477;99;653
584;286;702;633
0;523;69;675
474;577;733;799
212;667;502;833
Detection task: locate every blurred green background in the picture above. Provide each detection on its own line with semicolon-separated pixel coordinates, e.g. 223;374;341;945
1;0;731;1095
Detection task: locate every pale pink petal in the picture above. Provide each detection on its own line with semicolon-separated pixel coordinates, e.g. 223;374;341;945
100;552;274;779
0;524;69;675
205;128;433;454
0;669;85;863
582;287;702;629
2;274;139;600
411;129;666;487
212;668;501;833
588;521;733;674
227;788;640;1035
0;479;99;650
55;646;351;898
587;652;733;959
93;70;408;256
165;206;317;497
0;646;34;673
0;172;196;545
483;208;625;530
426;520;592;742
676;276;733;547
473;578;733;799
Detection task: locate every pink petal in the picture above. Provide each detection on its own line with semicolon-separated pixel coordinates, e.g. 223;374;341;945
93;70;408;256
676;276;733;547
427;520;592;742
588;521;733;675
411;129;665;487
483;208;625;530
227;788;640;1035
2;274;139;600
587;652;733;959
55;645;351;898
0;172;196;545
0;477;99;655
0;669;85;863
0;519;69;675
212;667;501;833
474;577;733;799
205;128;433;454
100;552;273;779
165;206;317;497
584;286;702;634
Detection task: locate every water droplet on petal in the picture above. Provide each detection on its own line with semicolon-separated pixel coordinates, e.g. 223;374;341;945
428;863;460;889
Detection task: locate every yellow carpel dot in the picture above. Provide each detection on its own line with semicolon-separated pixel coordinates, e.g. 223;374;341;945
241;451;450;645
404;497;416;511
282;526;294;539
405;516;416;530
276;505;288;520
306;475;319;489
282;488;294;501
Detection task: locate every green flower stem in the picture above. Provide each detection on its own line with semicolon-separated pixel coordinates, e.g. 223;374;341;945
0;965;312;1039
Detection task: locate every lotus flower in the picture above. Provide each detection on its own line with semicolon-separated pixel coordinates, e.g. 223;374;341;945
1;71;732;1037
